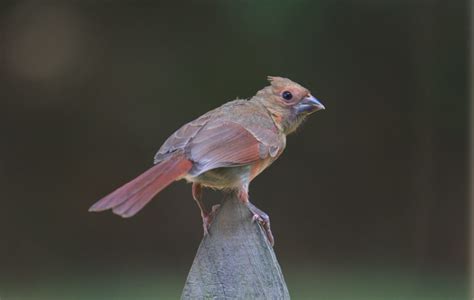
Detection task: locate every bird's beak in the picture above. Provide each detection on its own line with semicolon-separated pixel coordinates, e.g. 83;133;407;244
297;95;325;114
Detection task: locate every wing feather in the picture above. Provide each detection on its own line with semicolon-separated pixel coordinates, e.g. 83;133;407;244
154;100;284;175
154;112;212;163
188;121;266;175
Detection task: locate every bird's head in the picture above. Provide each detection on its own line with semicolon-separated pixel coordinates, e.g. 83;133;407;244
253;76;325;134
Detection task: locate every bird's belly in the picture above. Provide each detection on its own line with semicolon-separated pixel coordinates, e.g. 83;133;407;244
185;165;251;189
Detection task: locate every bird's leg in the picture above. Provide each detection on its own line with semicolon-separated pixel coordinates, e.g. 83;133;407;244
192;183;220;235
237;187;275;246
248;202;274;247
192;183;209;234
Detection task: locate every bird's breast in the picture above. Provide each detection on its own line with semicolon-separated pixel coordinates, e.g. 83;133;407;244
249;157;275;181
184;155;278;190
185;165;252;189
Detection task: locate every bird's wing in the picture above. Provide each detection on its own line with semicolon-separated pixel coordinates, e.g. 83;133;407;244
154;110;214;164
154;100;284;174
187;120;268;175
187;100;285;174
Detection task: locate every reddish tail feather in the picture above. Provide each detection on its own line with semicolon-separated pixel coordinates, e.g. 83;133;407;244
89;154;193;218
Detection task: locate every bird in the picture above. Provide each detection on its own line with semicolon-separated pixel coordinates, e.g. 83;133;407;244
89;76;325;246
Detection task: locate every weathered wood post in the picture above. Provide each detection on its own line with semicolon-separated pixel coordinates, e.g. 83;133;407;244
182;192;290;299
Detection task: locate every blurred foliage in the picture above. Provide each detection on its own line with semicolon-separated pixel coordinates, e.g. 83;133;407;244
1;266;468;300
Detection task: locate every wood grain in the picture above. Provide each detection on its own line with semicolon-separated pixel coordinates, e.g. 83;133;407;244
182;193;290;299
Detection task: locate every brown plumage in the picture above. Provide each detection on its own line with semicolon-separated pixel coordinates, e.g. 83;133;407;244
89;76;325;245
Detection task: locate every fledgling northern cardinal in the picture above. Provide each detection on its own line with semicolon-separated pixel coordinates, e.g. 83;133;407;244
89;76;324;245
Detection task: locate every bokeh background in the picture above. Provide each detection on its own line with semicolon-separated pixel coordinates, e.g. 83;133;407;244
0;1;469;299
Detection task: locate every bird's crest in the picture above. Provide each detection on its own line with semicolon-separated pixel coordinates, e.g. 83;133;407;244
268;76;288;85
267;76;297;89
267;76;307;93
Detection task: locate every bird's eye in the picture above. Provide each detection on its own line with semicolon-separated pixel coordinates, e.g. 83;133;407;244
282;91;293;101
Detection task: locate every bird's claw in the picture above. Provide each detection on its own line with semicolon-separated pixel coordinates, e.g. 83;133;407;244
252;214;259;222
248;203;274;247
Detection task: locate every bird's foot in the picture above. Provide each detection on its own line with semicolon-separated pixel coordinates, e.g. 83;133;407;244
247;202;274;247
202;204;221;236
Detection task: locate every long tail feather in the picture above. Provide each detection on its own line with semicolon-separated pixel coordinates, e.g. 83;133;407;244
89;154;192;218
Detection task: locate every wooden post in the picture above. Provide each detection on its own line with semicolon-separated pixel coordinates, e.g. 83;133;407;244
181;193;290;299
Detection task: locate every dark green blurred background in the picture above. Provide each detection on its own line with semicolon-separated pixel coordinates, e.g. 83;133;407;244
0;1;469;299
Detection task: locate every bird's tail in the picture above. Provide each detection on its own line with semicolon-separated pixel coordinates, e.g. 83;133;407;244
89;154;193;218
